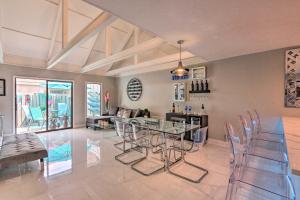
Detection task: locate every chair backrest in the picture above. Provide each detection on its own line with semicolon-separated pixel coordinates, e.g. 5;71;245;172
239;115;252;148
130;123;140;141
246;110;259;135
224;122;243;168
193;127;208;146
169;117;186;131
114;118;125;137
22;105;32;120
58;103;68;117
29;107;44;121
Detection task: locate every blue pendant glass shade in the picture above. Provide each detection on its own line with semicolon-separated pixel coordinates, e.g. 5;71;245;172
172;40;189;76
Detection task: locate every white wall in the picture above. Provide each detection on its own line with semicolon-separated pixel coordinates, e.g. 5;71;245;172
0;64;118;134
117;48;300;140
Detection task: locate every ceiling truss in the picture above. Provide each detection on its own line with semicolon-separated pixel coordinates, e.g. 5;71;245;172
0;0;201;76
106;51;194;76
47;11;117;69
81;37;164;73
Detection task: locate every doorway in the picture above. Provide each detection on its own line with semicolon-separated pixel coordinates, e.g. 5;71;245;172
15;78;73;134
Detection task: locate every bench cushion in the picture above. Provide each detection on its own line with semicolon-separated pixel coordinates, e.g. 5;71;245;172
0;133;48;168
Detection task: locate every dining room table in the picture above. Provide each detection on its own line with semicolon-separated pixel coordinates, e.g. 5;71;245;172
118;117;200;171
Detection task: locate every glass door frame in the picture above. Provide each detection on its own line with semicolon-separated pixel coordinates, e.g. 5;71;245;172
14;76;74;134
46;79;73;132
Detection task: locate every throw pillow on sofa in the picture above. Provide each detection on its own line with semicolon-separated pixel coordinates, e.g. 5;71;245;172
117;108;124;117
122;109;131;118
132;109;142;118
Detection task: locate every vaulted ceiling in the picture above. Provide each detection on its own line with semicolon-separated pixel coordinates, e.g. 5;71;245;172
2;0;299;77
0;0;203;76
86;0;300;61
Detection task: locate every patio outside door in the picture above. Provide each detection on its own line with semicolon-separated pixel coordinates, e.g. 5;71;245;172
15;78;73;134
47;81;73;131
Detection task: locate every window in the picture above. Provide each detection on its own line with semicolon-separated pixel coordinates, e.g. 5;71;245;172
86;83;101;117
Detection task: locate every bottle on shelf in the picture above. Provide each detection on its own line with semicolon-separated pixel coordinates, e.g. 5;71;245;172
191;81;194;91
200;80;204;91
205;80;209;91
172;102;175;113
196;80;199;91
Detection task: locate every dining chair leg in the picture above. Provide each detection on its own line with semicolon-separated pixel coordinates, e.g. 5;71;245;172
115;148;146;165
167;146;208;183
168;157;209;183
113;141;125;151
131;148;165;176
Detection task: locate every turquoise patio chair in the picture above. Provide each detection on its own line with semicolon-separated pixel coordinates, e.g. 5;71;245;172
58;103;68;118
57;103;70;128
21;105;32;128
29;107;46;128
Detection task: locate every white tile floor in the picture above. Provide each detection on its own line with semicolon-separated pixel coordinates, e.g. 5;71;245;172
0;128;230;200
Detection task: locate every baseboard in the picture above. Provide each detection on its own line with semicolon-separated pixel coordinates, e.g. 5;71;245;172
207;138;228;148
74;124;85;128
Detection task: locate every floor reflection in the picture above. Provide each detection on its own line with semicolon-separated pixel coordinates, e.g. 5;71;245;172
39;132;73;177
86;138;101;167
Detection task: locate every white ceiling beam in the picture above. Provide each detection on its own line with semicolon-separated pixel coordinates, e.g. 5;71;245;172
103;28;134;72
48;0;62;60
119;57;205;77
62;0;68;48
105;27;112;56
105;51;194;76
82;33;99;66
47;12;117;69
81;37;164;73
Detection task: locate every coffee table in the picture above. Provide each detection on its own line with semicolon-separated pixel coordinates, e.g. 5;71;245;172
86;116;114;130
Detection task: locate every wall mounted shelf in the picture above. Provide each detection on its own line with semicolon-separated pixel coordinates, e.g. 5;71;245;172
189;90;210;94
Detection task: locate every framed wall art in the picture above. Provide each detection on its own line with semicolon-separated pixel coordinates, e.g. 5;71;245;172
127;78;142;101
0;79;5;96
173;82;186;102
192;66;206;79
285;48;300;107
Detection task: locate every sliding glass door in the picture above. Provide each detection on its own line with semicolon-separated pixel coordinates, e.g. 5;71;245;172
47;81;73;131
16;78;73;134
16;78;47;133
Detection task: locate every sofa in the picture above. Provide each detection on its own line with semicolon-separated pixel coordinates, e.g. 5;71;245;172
111;107;151;119
86;107;151;130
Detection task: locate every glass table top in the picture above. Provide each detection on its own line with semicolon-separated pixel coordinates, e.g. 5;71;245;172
118;117;198;135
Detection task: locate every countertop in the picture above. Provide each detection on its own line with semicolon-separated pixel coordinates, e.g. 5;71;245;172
282;117;300;176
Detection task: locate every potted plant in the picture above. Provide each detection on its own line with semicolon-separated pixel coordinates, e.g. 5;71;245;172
104;91;110;114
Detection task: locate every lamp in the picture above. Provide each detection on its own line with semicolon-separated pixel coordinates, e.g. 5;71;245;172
171;40;189;76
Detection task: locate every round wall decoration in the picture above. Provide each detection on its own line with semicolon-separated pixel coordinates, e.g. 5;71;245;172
127;78;142;101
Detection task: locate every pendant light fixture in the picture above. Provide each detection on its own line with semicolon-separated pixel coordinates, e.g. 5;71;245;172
171;40;189;76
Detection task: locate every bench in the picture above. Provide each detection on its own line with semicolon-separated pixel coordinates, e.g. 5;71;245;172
0;133;48;170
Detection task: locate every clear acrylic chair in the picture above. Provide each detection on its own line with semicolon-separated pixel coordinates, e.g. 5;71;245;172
253;110;284;135
130;122;165;176
247;111;284;143
113;117;132;151
225;122;296;200
114;119;145;165
239;115;288;173
167;117;209;183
